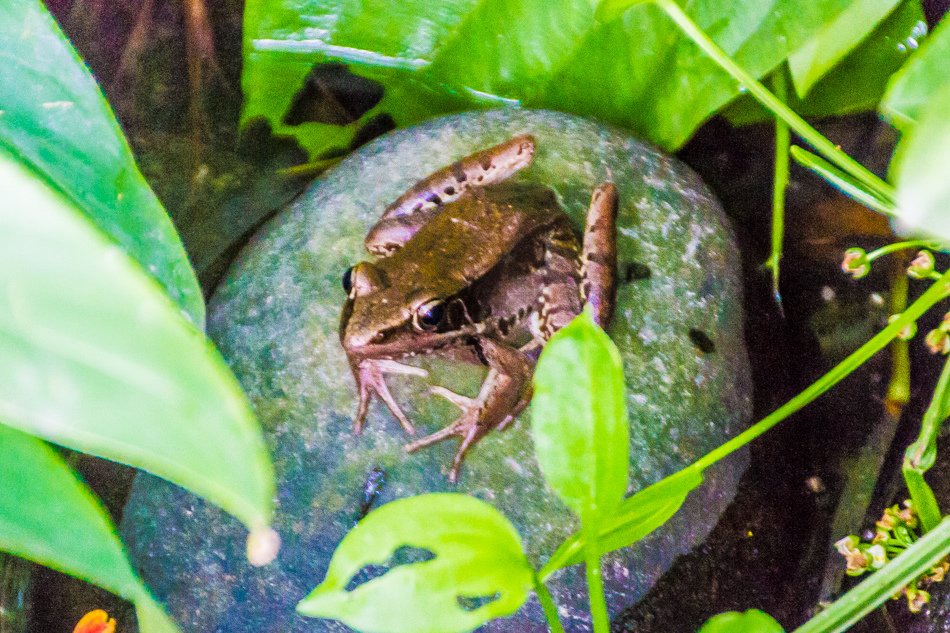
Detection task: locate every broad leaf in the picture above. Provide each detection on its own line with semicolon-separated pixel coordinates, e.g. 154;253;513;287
882;13;950;129
788;0;901;98
532;308;629;525
0;424;181;633
541;469;702;574
297;494;533;633
0;151;274;532
243;0;858;153
698;609;784;633
891;81;950;240
0;0;203;325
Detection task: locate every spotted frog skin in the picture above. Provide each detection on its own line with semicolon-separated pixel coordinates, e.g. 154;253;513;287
340;134;619;481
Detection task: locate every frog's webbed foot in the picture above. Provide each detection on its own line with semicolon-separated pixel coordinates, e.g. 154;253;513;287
405;339;532;482
352;359;427;435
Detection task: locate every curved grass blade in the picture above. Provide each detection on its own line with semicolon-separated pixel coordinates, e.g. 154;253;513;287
794;517;950;633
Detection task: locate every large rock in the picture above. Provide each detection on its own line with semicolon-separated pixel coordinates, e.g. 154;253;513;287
122;109;752;632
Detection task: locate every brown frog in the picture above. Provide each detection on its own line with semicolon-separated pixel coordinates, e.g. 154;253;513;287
339;134;618;481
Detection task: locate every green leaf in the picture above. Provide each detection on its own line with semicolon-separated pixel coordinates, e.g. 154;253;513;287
699;609;784;633
540;469;702;576
0;150;274;532
531;308;629;525
882;12;950;129
243;0;858;152
0;0;203;325
297;494;534;633
890;81;950;241
795;516;950;633
0;424;181;633
788;0;901;98
725;2;926;124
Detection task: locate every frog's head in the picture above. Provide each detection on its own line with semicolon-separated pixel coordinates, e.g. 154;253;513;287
339;261;472;360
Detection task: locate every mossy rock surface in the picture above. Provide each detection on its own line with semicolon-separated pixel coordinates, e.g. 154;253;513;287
122;109;752;632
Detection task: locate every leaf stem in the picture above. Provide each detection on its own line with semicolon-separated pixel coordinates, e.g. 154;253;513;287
691;269;950;474
765;69;790;307
583;525;610;633
654;0;894;204
534;575;566;633
902;354;950;531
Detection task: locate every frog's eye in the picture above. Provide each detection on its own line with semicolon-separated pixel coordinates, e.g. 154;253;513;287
414;299;445;331
342;266;355;294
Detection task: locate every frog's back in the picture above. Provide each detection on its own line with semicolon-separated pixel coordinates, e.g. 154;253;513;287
378;183;565;298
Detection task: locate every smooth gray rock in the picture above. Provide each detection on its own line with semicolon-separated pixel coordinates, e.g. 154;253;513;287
122;109;752;632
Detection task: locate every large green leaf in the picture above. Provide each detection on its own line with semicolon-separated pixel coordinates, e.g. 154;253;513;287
725;1;926;125
0;150;274;532
882;13;950;129
890;81;950;241
298;494;534;633
788;0;901;98
531;308;629;526
243;0;857;153
0;0;203;325
0;424;180;633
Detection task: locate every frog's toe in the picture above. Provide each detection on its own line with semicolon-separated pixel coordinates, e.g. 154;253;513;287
353;360;417;435
429;385;477;411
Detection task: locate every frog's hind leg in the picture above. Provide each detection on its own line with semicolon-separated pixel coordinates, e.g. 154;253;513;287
529;182;618;346
405;337;531;482
365;135;536;256
580;183;619;328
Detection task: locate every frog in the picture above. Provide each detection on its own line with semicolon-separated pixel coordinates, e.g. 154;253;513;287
339;134;619;482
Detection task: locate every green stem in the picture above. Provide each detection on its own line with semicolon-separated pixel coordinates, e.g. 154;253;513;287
691;270;950;474
902;355;950;530
868;240;942;262
534;575;566;633
765;69;790;306
654;0;894;204
886;273;910;413
584;524;610;633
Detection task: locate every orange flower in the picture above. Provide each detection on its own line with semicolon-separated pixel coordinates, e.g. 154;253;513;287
73;610;116;633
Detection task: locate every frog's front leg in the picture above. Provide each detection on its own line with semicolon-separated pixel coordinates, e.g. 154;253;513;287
350;358;428;435
365;134;536;256
405;337;531;483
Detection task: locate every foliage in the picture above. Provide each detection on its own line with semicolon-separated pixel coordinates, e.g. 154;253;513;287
3;0;950;631
0;1;276;630
243;0;885;156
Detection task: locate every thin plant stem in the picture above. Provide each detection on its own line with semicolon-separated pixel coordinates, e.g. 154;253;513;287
868;240;943;262
691;269;950;474
765;69;790;307
583;524;610;633
789;146;893;215
654;0;894;204
886;273;910;415
902;354;950;530
534;575;566;633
